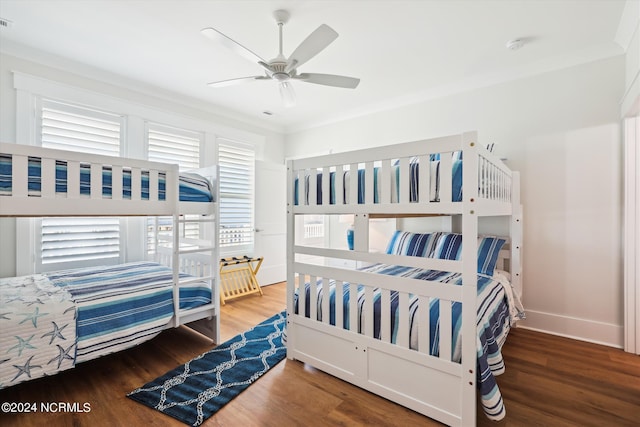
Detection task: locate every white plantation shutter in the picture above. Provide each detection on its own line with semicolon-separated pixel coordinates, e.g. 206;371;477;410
148;124;201;170
218;140;254;250
41;218;120;263
38;99;123;270
42;99;122;155
147;124;203;253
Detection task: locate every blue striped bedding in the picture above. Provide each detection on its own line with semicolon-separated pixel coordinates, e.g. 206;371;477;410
294;159;463;205
0;155;213;202
293;264;514;421
0;262;211;388
45;261;211;362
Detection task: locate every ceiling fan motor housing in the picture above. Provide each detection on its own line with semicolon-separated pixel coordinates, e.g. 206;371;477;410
269;61;291;81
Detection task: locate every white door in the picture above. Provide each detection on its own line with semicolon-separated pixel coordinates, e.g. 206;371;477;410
624;114;640;354
253;160;287;285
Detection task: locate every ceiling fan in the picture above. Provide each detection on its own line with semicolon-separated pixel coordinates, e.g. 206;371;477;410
201;9;360;108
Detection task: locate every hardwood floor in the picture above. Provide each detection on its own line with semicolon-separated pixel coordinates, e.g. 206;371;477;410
1;282;638;426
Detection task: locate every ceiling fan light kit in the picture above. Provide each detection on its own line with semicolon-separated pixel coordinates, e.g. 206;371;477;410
202;9;360;108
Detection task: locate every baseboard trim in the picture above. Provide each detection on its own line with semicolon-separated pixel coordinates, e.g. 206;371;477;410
518;309;624;349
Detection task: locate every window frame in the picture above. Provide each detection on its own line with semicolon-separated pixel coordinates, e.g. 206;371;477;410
218;138;256;255
36;98;126;272
146;122;205;255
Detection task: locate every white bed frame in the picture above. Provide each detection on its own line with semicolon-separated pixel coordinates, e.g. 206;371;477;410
286;132;522;427
0;141;220;343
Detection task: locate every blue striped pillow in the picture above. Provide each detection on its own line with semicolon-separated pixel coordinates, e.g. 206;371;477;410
433;233;506;276
385;231;442;258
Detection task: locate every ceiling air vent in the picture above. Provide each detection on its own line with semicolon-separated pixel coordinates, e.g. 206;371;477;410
0;18;13;29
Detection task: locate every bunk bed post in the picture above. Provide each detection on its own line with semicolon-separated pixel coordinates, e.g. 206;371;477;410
167;164;181;328
174;165;221;343
461;131;479;426
286;160;296;357
213;168;221;342
353;213;369;252
510;172;523;300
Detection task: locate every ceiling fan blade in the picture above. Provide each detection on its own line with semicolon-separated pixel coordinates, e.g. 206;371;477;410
208;76;269;88
285;24;338;73
279;82;296;108
201;27;268;67
294;73;360;89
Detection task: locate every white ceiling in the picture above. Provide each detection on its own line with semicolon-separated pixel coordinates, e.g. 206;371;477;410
0;0;629;133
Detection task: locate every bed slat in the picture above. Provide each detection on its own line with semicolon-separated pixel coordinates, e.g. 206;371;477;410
12;155;28;197
41;158;55;198
349;163;358;205
439;154;452;202
322;167;330;206
149;170;158;202
335;280;344;329
322;276;330;324
365;161;374;205
309;275;317;321
380;160;391;205
335;165;344;205
111;165;122;200
399;157;409;204
131;168;141;201
364;286;374;337
309;169;317;207
397;291;409;348
380;288;391;343
298;273;306;320
90;163;101;199
439;299;452;361
418;295;430;354
349;282;358;334
418;154;429;203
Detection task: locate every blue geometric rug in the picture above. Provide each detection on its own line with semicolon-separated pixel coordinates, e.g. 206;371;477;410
127;311;286;426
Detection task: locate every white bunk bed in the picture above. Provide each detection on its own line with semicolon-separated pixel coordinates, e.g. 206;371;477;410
286;132;523;427
0;142;220;388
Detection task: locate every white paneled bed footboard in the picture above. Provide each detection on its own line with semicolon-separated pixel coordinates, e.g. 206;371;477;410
285;132;524;427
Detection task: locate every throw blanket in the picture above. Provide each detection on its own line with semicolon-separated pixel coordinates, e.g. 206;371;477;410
0;274;77;389
292;264;519;420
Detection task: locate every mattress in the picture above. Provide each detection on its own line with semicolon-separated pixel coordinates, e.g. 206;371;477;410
0;261;212;389
291;264;517;420
0;155;214;202
294;157;463;205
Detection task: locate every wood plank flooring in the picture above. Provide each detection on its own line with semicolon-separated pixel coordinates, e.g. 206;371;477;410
1;282;638;426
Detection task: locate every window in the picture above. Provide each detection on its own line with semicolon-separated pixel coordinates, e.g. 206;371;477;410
218;139;254;251
147;124;201;170
147;123;203;253
37;99;123;272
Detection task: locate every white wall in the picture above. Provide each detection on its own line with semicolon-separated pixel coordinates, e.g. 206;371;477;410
285;56;626;347
620;0;639;118
0;52;286;278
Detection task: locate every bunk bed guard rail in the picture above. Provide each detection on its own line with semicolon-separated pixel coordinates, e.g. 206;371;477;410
0;142;179;217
